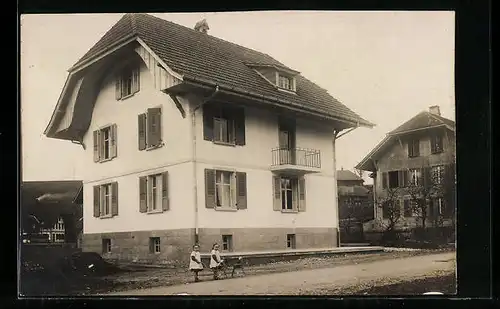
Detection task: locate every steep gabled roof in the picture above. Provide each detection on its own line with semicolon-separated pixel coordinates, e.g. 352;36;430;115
68;13;373;128
388;111;455;135
355;110;455;172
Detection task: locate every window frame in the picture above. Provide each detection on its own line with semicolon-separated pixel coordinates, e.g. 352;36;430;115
286;234;296;249
117;65;140;100
408;138;420;158
277;73;295;92
213;114;235;145
147;174;163;213
102;238;112;254
280;177;299;212
430;133;444;154
431;165;445;184
100;183;113;217
149;237;161;254
408;168;422;186
221;234;233;252
215;170;237;209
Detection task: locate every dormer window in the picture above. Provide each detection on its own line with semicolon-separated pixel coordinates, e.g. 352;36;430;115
244;63;299;93
276;72;296;92
278;74;293;90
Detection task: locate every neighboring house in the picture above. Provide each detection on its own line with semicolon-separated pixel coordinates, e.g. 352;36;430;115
21;181;83;244
355;106;456;237
337;169;374;243
39;217;66;243
43;14;373;264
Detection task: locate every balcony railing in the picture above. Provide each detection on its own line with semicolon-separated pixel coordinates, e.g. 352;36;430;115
271;147;321;169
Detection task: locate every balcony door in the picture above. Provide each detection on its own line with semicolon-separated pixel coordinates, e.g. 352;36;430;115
279;122;296;165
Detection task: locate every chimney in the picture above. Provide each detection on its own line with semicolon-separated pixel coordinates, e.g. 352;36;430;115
194;19;209;34
429;105;441;116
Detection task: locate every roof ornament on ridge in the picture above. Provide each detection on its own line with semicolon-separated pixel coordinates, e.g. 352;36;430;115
194;19;209;34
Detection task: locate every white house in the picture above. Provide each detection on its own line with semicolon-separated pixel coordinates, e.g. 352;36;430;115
44;13;373;265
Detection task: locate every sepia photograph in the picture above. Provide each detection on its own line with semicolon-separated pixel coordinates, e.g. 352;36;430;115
20;11;457;296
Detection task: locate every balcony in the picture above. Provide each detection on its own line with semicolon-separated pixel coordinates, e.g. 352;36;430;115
271;147;321;175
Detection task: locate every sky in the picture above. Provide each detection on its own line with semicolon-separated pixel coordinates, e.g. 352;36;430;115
20;11;455;183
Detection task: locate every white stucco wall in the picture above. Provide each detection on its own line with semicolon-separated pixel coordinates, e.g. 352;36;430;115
83;162;194;234
193;103;338;230
82;58;193;234
81;56;339;234
81;59;192;182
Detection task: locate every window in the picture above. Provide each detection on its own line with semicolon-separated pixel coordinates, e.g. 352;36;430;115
115;66;139;100
102;238;111;254
138;108;162;150
222;235;233;252
55;234;65;241
149;237;161;253
388;171;399;189
139;172;169;214
278;74;293;91
430;133;444;154
408;138;420;157
403;199;412;217
214;116;234;144
286;234;296;249
431;197;444;216
408;169;422;186
203;103;246;146
216;171;235;208
93;125;117;163
273;176;306;212
205;169;247;210
281;177;298;211
93;182;119;218
431;165;445;184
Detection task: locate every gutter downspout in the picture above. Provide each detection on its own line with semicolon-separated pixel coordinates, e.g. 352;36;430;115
191;86;220;244
333;129;341;247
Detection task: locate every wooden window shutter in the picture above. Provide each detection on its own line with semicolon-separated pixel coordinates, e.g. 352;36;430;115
382;172;387;189
203;104;215;141
111;182;119;216
138;113;147;150
423;167;431;187
93;185;100;217
398;170;404;187
234;107;246;146
115;75;122;100
93;130;101;162
147;107;162;147
272;176;281;211
139;176;147;213
110;124;118;158
298;177;306;212
205;169;216;208
132;68;140;94
162;171;169;211
415;139;420;156
236;172;247;210
402;170;408;187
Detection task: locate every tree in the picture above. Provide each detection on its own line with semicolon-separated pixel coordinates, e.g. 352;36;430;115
375;187;402;240
407;166;441;233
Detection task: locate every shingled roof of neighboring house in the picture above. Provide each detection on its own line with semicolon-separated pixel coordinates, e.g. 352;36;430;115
388;111;455;135
338;185;370;196
355;109;455;172
68;13;373;128
337;170;364;182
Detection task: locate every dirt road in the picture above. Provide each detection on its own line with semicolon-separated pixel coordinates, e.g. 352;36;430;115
108;251;455;295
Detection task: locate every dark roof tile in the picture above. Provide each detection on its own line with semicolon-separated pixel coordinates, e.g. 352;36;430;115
388;111;455;135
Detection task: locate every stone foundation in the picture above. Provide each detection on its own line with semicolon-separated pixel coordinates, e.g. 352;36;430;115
83;227;338;266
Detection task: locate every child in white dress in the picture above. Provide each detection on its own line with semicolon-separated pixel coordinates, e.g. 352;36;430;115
189;244;203;282
210;243;223;280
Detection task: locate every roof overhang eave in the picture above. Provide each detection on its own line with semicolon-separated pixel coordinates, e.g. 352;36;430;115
179;75;372;129
67;33;138;73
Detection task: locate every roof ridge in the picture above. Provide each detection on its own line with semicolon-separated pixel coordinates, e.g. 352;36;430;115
425;111;455;125
136;13;290;68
